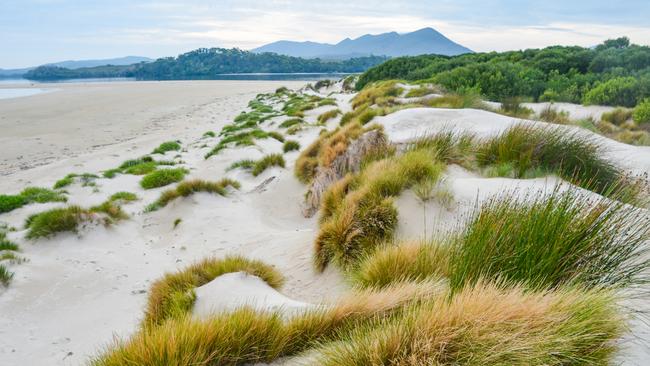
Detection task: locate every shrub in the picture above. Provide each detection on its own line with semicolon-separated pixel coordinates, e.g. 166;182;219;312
584;77;639;107
140;168;187;189
252;154;285;176
602;108;633;125
477;124;633;201
317;109;341;124
92;281;441;365
142;256;284;326
152;141;181;155
147;178;240;211
313;283;624;366
633;98;650;124
282;140;300;153
447;188;650;292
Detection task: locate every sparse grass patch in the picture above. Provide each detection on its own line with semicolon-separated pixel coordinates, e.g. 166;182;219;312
283;140;300;153
140;168;187;189
146;178;240;211
498;97;534;118
152;141;181;155
317;109;341;124
252;154;285;176
0;265;13;287
142;255;284;326
537;105;570;124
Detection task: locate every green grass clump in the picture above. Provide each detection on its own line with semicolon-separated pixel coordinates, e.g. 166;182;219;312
498;97;534;118
0;235;19;252
206;129;275;158
537;105;570;124
447;189;650;292
252;154;285;177
203;131;216;138
109;192;138;203
90;201;128;221
146;178;240;211
25;206;87;239
140;168;187;189
53;173;99;188
105;157;176;177
315;149;445;270
268;131;284;142
477;124;635;201
53;175;74;189
152;141;181;155
227;159;256;171
279;118;303;128
405;85;439;98
282;140;300;153
317;109;341;124
142;255;284;327
351;81;403;109
424;92;485;109
312;282;623;366
318;98;337;107
0;187;67;214
92;281;440;365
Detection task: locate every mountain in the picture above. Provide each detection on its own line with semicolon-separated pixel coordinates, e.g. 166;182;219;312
44;56;152;69
253;28;472;59
0;56;152;77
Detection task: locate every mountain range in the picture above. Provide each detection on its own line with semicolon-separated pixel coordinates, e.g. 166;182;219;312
252;28;472;59
0;56;152;77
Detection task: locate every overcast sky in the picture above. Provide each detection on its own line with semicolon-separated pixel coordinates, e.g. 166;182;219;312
1;0;649;68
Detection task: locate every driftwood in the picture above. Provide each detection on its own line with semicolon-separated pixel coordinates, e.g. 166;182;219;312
302;129;388;217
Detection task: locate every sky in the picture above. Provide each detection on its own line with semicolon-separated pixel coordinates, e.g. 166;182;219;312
1;0;649;69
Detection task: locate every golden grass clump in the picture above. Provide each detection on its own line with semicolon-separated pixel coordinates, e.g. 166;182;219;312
143;255;284;327
351;81;403;110
92;281;443;366
317;109;341;124
313;282;624;366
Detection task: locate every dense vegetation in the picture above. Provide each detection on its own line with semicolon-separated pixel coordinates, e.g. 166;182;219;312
25;48;387;80
358;37;650;107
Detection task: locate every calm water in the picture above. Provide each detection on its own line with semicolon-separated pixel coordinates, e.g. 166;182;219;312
0;88;55;100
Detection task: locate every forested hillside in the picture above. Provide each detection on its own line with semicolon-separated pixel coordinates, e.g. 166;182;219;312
358;37;650;107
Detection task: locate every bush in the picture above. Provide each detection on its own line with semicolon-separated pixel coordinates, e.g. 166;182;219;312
142;255;284;326
282;140;300;153
633;98;650;124
584;77;639;107
152;141;181;154
140;168;187;189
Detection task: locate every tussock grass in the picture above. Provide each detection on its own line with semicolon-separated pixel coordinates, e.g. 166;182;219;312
498;97;534;118
0;187;67;214
317;109;341;124
142;255;284;327
407;129;475;166
0;237;19;252
353;241;451;288
103;157;176;178
447;188;650;292
0;265;13;287
203;131;216;138
25;206;87;239
351;81;403;109
282;140;300;153
108;191;138;203
477;124;637;201
538;105;570;124
228;159;256;171
279;118;303;128
315;149;445;270
147;178;241;211
90;201;128;221
93;281;442;365
602;108;632;125
313;282;624;366
140;168;187;189
267;131;285;142
252;154;285;176
152;141;181;155
206;129;278;158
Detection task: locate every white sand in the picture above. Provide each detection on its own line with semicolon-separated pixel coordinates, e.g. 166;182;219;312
0;81;648;365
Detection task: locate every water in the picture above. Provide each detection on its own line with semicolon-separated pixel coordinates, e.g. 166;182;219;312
0;88;55;100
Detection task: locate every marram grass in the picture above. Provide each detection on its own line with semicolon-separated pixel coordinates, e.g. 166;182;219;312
140;168;188;189
146;178;240;211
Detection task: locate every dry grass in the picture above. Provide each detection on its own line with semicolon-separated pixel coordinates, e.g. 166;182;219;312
351;81;403;109
143;255;285;327
93;281;442;366
317;109;341;124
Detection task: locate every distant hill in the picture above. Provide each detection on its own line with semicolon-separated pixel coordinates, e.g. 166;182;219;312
23;48;387;80
1;56;151;77
44;56;152;69
253;28;472;59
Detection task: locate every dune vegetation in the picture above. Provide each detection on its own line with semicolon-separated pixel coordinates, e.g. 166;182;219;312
140;168;188;189
0;187;67;214
146;178;240;211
